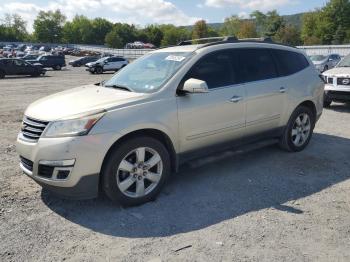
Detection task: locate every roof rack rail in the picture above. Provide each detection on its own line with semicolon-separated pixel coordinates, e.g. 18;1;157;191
178;36;237;46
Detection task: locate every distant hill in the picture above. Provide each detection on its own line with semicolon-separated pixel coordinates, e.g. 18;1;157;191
185;13;305;31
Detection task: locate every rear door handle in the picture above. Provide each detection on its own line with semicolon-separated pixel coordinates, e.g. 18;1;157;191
279;87;286;93
229;96;243;103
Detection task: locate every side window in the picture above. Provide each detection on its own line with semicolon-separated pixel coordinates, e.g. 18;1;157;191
236;48;277;83
183;50;235;89
273;49;309;76
14;60;25;66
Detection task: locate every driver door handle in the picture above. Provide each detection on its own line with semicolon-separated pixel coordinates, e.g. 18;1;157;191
229;96;243;103
279;87;286;93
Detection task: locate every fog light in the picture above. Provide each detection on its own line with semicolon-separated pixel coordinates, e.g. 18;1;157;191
57;170;70;179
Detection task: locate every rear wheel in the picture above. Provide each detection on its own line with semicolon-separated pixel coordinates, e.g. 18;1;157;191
53;65;61;70
279;106;315;152
102;136;171;206
0;70;5;79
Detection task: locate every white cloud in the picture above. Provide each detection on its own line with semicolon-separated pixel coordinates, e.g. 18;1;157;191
204;0;294;10
0;0;201;32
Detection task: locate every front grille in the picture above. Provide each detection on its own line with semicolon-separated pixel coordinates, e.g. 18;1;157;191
337;78;350;86
20;156;33;171
38;164;54;178
327;77;334;84
21;116;49;142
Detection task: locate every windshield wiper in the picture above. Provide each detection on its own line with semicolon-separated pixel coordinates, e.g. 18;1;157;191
104;84;132;92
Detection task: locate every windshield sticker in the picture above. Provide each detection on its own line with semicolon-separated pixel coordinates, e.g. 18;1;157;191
165;55;186;62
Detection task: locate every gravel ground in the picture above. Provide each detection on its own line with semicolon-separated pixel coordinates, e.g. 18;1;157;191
1;57;350;262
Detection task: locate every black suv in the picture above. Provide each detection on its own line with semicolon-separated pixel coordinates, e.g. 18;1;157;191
0;58;46;78
27;55;66;70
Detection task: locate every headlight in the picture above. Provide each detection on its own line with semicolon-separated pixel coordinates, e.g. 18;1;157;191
43;112;105;138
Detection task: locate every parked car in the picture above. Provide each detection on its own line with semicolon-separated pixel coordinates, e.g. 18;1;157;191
16;37;324;206
69;56;99;67
22;54;39;61
27;55;66;70
85;56;128;74
323;54;350;107
309;54;341;72
0;58;45;78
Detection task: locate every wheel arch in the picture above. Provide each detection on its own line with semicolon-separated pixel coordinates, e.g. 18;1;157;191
297;100;317;119
100;128;178;188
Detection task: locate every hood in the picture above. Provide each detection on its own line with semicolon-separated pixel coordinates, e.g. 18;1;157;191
86;61;102;67
25;84;146;121
312;59;327;66
323;67;350;77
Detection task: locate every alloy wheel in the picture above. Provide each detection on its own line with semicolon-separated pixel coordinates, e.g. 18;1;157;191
291;113;311;147
116;147;163;198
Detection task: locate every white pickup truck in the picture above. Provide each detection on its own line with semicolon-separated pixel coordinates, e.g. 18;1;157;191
323;54;350;107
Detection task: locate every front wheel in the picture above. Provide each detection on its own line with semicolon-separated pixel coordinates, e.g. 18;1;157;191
279;106;315;152
0;71;5;79
102;136;171;206
95;67;103;74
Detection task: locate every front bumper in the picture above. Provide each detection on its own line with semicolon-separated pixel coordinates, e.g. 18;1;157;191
16;132;117;199
324;84;350;102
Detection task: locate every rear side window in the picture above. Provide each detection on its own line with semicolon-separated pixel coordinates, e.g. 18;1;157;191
184;50;235;89
273;49;309;76
235;48;277;83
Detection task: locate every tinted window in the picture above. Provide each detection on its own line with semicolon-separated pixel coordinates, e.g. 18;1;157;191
273;49;309;76
236;48;277;83
184;50;235;89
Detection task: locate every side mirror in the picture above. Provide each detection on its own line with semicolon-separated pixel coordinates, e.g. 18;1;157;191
182;78;209;94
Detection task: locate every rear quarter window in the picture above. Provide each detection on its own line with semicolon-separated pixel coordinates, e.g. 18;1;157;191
272;49;309;76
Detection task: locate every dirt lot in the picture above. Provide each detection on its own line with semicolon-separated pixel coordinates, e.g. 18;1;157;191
1;58;350;262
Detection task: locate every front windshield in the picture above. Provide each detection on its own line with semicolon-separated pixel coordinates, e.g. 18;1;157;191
103;51;193;93
310;55;326;62
96;57;108;63
337;55;350;67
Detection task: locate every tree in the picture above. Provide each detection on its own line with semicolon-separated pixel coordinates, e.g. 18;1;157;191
33;10;66;43
160;25;190;46
105;28;123;48
275;24;301;45
192;20;208;39
237;21;258;38
301;0;350;44
0;14;29;41
143;25;163;47
221;16;241;36
92;18;113;45
250;10;285;37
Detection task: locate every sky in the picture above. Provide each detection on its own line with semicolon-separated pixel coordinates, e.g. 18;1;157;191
0;0;327;32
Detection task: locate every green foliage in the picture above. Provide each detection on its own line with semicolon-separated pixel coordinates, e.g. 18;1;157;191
160;25;190;46
33;10;66;43
0;14;29;42
251;10;285;37
105;28;123;48
192;20;208;39
275;25;301;45
142;25;164;47
301;0;350;45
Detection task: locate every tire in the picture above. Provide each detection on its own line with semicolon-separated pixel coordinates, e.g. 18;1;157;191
102;136;171;206
279;105;315;152
323;100;332;108
0;71;5;79
95;67;103;74
53;65;61;70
